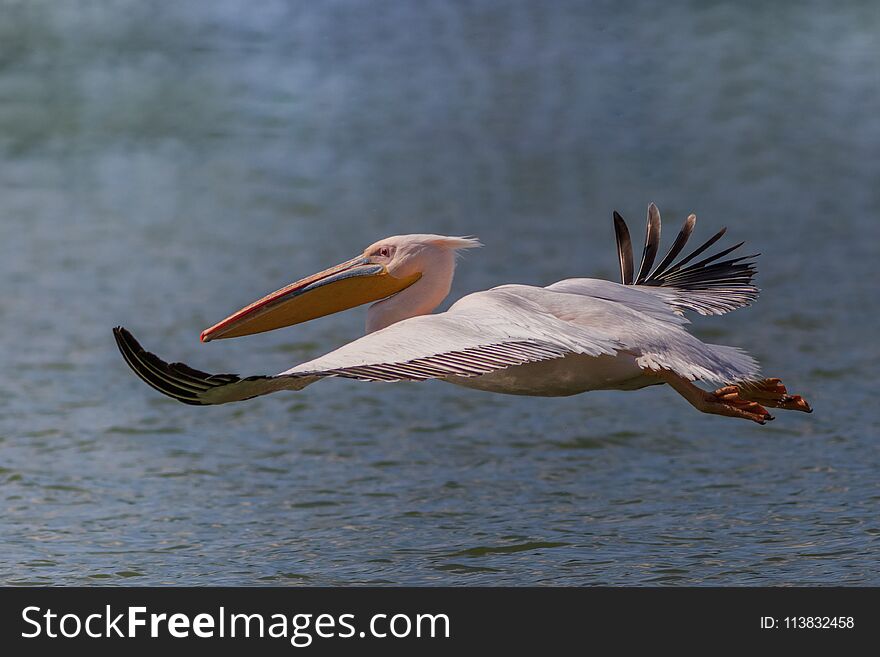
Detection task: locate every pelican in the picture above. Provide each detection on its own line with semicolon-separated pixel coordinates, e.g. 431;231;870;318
114;204;811;424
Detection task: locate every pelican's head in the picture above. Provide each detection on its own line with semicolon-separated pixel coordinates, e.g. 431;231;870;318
200;233;481;341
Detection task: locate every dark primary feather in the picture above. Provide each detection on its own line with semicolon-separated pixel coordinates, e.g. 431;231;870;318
114;326;254;405
646;213;696;280
635;202;662;284
669;240;747;276
658;226;727;276
612;211;634;285
611;204;759;316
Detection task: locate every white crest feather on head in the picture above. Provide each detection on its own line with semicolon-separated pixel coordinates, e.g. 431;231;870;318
428;235;483;253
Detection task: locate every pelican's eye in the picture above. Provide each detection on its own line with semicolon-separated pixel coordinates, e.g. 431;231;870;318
376;246;393;258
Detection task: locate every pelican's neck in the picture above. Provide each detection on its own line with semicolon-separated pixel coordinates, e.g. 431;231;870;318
366;257;455;333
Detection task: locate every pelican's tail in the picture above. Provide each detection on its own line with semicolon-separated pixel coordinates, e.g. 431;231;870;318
612;203;759;316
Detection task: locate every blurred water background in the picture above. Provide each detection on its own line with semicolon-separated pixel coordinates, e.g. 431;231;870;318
1;0;878;585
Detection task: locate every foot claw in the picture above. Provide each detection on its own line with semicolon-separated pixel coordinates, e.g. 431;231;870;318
706;387;773;424
734;379;812;414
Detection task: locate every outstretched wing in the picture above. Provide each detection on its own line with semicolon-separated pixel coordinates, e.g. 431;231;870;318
114;290;619;405
612;203;759;316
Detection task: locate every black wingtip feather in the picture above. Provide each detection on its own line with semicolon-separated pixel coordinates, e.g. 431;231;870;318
612;211;634;285
658;226;728;278
647;213;696;281
113;326;239;405
635;203;662;284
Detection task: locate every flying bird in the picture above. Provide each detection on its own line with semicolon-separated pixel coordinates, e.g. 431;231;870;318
114;204;811;424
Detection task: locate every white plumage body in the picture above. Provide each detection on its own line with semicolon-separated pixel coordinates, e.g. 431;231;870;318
447;353;653;396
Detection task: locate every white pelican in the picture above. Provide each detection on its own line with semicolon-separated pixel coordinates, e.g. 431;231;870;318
114;204;811;424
